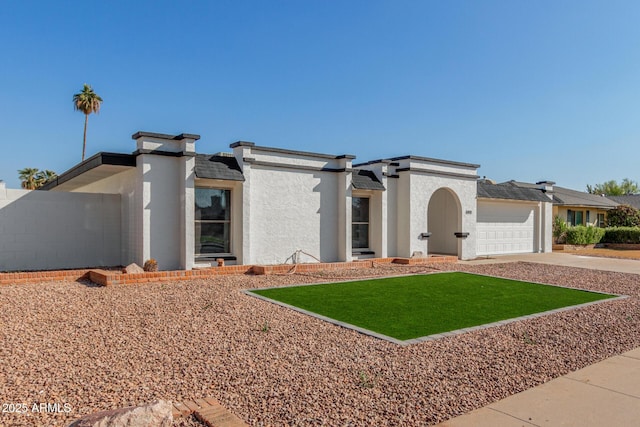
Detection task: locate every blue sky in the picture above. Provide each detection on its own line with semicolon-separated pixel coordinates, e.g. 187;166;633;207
1;1;639;190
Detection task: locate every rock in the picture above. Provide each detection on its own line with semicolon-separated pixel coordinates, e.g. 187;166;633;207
68;400;173;427
123;263;145;274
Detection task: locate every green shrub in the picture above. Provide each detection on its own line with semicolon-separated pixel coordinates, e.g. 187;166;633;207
602;227;640;244
552;215;568;244
606;205;640;227
565;226;605;245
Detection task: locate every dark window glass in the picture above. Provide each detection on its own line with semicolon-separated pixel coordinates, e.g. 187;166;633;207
195;189;230;220
567;210;575;226
352;197;369;223
352;224;369;249
195;188;231;256
352;197;370;249
576;211;583;225
195;222;230;254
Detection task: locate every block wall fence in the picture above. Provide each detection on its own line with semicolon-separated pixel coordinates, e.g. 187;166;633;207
0;183;122;272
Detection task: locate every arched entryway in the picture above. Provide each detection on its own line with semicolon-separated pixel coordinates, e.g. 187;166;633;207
427;188;462;256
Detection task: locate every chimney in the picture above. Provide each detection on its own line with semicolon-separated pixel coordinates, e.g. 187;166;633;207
536;180;555;200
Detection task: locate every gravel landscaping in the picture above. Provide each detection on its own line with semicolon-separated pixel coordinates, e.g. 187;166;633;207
1;261;639;426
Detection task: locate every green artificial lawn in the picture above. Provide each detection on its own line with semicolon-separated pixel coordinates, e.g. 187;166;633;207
250;272;615;341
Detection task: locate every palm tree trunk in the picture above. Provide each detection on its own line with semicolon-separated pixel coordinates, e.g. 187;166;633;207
82;114;88;161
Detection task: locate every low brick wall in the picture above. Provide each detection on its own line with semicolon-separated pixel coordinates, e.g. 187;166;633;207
89;265;254;286
1;256;458;286
392;255;458;265
553;244;596;251
0;269;93;285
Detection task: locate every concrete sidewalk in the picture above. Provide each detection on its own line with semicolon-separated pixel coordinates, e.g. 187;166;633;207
461;252;640;275
437;347;640;427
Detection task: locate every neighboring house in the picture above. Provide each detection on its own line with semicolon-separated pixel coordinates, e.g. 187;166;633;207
1;131;554;272
505;181;618;227
607;195;640;210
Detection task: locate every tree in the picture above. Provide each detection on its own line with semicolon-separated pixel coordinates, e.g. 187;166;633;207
35;170;57;187
18;168;57;190
606;205;640;227
586;178;639;196
18;167;40;190
73;83;103;161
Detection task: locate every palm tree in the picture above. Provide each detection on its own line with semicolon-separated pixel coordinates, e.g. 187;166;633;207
18;168;57;190
18;168;40;190
35;170;57;187
73;84;103;161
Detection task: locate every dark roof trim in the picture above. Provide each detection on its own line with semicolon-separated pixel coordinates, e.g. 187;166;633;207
353;159;392;167
131;131;201;141
395;167;479;180
388;155;480;169
40;152;136;191
132;149;196;157
229;141;255;148
231;142;356;160
245;159;349;173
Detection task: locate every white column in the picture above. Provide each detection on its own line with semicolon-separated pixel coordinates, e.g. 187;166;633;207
337;156;354;262
232;142;254;265
132;132;199;270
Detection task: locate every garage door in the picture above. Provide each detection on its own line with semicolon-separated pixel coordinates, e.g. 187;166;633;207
477;201;536;255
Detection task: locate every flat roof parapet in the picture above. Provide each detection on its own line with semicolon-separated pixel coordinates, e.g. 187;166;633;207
131;131;201;141
232;142;355;160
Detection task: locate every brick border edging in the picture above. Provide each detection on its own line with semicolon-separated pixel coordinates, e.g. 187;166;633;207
0;269;94;285
0;256;457;286
172;398;248;426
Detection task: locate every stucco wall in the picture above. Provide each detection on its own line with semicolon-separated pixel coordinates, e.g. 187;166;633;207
137;154;183;270
405;173;478;260
0;184;121;271
69;168;137;265
248;166;340;264
386;178;398;257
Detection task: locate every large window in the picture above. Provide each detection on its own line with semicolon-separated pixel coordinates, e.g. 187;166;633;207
352;197;370;249
195;188;231;256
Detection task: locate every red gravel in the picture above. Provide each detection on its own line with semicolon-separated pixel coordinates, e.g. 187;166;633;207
0;262;638;426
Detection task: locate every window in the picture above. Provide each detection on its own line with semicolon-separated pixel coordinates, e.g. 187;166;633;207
597;213;605;228
586;210;590;224
195;188;231;256
567;209;584;226
352;197;370;249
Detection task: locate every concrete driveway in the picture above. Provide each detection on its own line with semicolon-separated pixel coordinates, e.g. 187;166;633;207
461;252;640;275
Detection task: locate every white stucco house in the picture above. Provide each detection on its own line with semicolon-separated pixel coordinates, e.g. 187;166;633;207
0;131;554;272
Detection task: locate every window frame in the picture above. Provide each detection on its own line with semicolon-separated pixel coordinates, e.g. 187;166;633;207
351;196;371;250
194;187;232;258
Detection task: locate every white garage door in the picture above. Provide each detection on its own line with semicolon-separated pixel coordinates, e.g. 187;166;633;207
477;201;536;255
